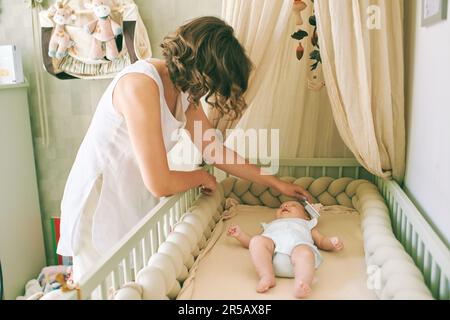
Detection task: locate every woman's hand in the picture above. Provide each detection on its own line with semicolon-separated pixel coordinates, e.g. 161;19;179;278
274;180;313;202
199;171;217;196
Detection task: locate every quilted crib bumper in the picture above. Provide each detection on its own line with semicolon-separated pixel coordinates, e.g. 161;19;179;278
111;177;433;300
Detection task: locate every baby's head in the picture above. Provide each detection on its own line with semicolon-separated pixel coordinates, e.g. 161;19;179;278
276;201;309;220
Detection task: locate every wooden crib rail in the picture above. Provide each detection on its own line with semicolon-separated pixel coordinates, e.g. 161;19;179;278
66;187;201;300
376;177;450;300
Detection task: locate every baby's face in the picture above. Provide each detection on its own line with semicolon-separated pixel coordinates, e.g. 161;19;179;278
276;201;309;220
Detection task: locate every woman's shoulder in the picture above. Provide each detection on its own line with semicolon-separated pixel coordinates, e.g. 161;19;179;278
115;72;159;97
114;60;160;85
112;69;161;117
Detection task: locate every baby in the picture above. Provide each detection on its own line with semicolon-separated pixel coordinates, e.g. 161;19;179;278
227;201;344;298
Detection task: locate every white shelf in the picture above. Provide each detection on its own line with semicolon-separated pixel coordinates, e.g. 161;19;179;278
0;78;46;300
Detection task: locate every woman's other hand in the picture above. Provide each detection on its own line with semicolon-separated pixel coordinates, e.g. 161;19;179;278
275;180;313;202
200;171;217;196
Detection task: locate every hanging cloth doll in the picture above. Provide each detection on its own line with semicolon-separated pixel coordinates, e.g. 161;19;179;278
84;0;123;61
47;0;76;59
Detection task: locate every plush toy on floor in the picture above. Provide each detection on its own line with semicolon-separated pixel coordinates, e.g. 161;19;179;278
47;0;76;59
84;0;123;61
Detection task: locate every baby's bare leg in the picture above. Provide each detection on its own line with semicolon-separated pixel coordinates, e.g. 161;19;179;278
249;236;276;293
291;245;315;298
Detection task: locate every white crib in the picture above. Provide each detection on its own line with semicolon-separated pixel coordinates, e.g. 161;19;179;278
56;158;449;300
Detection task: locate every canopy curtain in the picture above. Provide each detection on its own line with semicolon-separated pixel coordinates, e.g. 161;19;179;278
315;0;406;181
210;0;351;158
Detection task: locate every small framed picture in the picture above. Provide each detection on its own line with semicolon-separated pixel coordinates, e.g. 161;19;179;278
422;0;448;26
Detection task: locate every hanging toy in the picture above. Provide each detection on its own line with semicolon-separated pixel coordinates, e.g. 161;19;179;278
84;0;123;61
309;15;319;47
291;29;308;61
47;0;76;59
292;0;308;26
291;0;308;61
296;42;305;60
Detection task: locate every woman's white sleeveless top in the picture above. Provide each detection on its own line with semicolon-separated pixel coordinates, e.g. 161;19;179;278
57;59;190;256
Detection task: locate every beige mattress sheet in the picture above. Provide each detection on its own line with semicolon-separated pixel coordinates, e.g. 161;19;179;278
178;205;378;300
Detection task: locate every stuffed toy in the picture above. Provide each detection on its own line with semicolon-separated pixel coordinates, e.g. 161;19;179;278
47;0;76;59
37;265;72;288
84;0;123;61
292;0;307;26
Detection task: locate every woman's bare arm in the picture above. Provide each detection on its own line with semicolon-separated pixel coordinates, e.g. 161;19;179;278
185;103;312;201
113;74;216;197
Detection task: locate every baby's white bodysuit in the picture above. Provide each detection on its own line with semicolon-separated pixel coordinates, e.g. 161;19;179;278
262;218;322;278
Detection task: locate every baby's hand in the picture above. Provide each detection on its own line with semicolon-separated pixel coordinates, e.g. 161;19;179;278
329;237;344;251
227;225;242;238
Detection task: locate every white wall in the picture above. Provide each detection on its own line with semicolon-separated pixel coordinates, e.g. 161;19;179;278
404;0;450;245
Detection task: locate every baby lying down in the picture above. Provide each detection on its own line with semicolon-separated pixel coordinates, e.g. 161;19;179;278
228;201;344;298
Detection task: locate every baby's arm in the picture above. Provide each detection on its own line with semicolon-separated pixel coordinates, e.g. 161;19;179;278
311;228;344;252
227;225;252;249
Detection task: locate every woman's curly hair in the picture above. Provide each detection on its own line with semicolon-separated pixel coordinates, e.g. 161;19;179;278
161;16;253;120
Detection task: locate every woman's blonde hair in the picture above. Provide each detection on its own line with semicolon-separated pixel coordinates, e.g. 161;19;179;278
161;16;253;120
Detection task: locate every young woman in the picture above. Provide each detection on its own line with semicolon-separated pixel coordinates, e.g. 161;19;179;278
57;16;312;282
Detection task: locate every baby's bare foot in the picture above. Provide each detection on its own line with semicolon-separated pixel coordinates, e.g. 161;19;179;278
256;276;276;293
294;281;311;298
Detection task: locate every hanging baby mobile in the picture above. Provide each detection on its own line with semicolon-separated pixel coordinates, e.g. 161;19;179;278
38;0;152;80
291;0;325;91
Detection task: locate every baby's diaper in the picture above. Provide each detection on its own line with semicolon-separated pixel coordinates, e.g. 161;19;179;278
273;253;295;278
272;243;322;278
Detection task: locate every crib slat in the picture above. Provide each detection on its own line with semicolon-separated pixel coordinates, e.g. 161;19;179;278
184;192;190;210
170;207;176;229
112;266;121;290
164;213;170;238
322;167;326;177
390;201;396;226
401;213;407;245
181;194;189;212
417;240;425;271
411;231;418;264
406;223;413;254
439;277;449;300
157;220;164;246
143;233;151;264
100;281;108;300
338;167;343;178
132;246;140;280
289;167;294;177
355;167;360;179
423;251;432;287
175;201;181;221
123;256;132;283
175;201;182;218
150;227;157;255
396;208;402;239
306;166;310;177
430;262;441;298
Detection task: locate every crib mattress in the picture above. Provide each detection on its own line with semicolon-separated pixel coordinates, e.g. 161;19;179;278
178;205;378;300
